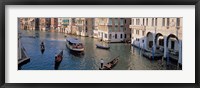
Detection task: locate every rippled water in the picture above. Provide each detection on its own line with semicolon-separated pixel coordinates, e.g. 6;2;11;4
19;30;179;70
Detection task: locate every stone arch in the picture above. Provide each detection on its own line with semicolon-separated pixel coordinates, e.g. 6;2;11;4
165;34;181;65
155;33;164;51
167;34;179;47
146;32;153;49
155;33;163;44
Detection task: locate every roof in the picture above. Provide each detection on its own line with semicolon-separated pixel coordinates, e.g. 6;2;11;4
66;37;82;44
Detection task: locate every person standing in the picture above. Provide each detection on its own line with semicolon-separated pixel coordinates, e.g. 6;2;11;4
100;59;104;68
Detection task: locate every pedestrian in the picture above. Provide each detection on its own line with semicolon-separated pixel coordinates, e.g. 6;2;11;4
100;59;104;68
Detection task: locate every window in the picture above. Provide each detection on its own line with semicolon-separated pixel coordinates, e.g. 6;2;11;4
124;19;126;24
176;18;180;26
152;18;154;26
108;27;113;31
124;34;126;38
120;34;123;39
155;18;157;26
136;30;139;35
143;18;145;25
105;34;107;38
136;19;138;25
142;31;145;36
136;19;140;25
132;19;134;25
109;19;112;25
109;34;112;39
130;34;131;38
138;19;140;25
115;34;117;39
120;19;123;25
120;27;123;31
162;18;165;26
115;18;118;25
146;18;148;26
115;27;118;31
167;18;170;26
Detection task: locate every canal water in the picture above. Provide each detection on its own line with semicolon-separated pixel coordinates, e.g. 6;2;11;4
19;30;179;70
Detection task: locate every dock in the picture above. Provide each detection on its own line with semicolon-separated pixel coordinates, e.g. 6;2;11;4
18;45;30;67
142;50;163;60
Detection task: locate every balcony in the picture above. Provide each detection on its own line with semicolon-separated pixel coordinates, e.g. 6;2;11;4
129;25;145;29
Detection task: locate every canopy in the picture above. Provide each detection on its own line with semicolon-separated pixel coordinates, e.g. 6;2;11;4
66;37;82;44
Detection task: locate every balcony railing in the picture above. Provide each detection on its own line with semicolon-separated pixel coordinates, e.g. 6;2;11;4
129;25;145;29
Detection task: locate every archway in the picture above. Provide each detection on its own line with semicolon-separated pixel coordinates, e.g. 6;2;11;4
146;32;153;50
155;33;164;52
167;34;179;48
166;34;180;64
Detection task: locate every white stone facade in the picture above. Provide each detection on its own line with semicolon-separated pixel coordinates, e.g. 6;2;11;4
130;17;182;64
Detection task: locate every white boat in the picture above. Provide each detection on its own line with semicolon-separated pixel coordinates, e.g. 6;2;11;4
96;44;110;50
66;37;84;52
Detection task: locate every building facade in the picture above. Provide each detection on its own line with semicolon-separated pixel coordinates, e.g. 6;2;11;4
62;18;70;33
19;18;35;30
45;18;51;31
96;18;131;43
50;18;58;31
75;18;95;37
39;18;46;31
67;18;77;35
35;18;40;30
129;17;182;64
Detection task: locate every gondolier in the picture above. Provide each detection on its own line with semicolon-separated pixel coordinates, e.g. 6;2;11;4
41;42;44;48
99;56;119;70
40;41;45;54
100;59;104;68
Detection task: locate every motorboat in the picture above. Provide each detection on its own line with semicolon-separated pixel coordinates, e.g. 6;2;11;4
66;37;84;52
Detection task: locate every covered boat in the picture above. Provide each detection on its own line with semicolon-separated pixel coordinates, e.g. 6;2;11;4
66;37;84;52
96;44;110;50
99;56;119;70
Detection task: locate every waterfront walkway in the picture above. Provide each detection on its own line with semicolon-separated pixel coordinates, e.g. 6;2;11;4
18;43;30;67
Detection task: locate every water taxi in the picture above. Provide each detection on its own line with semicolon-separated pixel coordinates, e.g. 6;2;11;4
66;37;84;52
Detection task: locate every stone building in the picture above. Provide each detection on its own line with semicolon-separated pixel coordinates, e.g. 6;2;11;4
75;18;95;37
96;18;131;42
129;17;182;65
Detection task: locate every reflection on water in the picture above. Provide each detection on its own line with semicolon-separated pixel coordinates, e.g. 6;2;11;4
19;30;179;70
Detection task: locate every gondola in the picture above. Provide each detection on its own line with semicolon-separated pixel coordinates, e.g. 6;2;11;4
96;44;110;50
55;50;63;63
40;42;45;54
54;50;63;70
99;56;119;70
